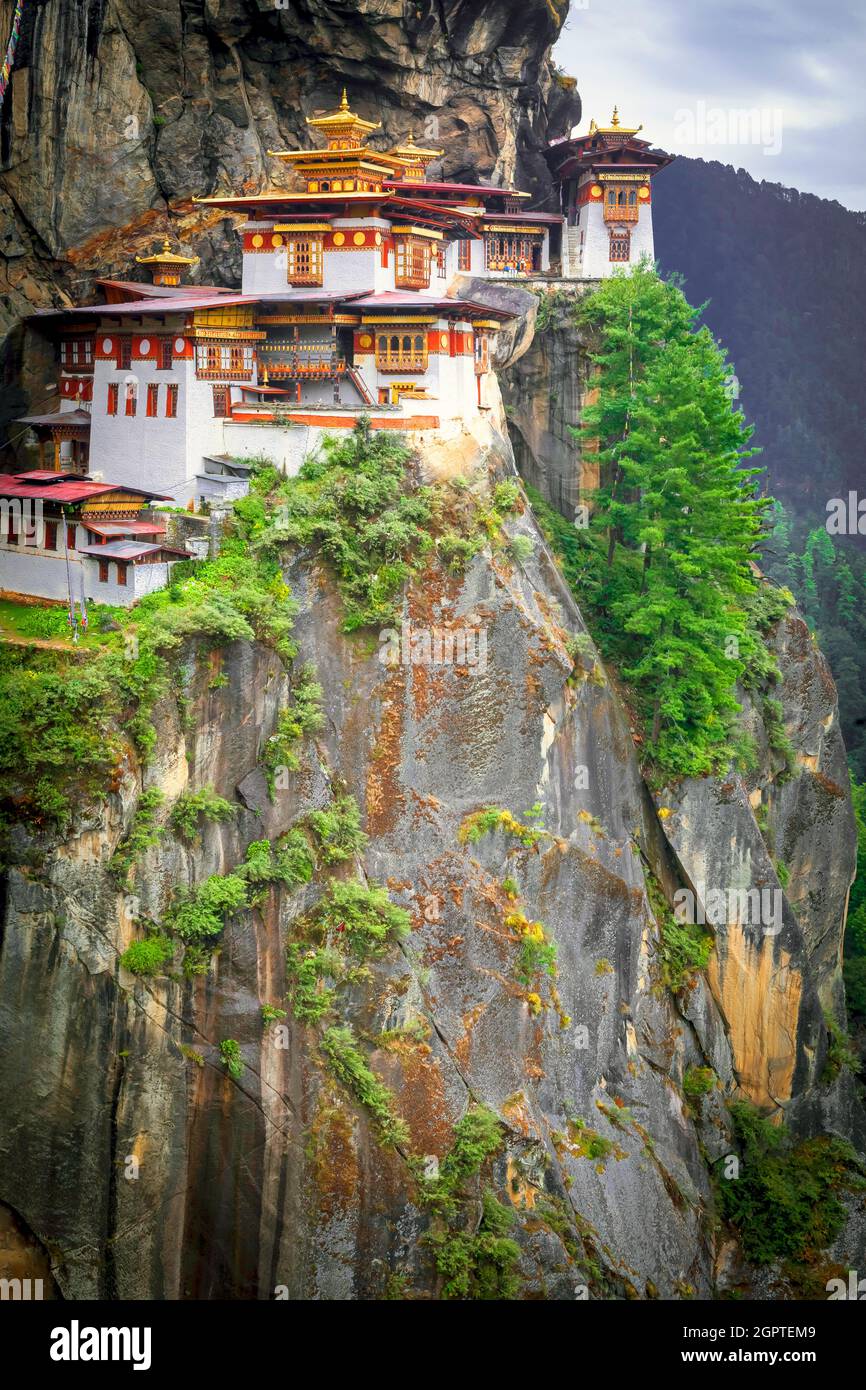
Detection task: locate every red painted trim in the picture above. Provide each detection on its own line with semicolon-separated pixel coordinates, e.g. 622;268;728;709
229;412;440;430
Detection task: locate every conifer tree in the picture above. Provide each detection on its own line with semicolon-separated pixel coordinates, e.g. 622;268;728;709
572;263;770;777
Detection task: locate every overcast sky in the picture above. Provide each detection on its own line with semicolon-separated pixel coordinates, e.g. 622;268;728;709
553;0;866;211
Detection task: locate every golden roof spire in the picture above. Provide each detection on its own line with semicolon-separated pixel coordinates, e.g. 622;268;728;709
134;237;198;286
303;89;381;147
585;108;642;139
135;238;198;267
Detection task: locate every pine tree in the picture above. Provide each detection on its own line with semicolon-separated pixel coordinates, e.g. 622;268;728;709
570;264;771;777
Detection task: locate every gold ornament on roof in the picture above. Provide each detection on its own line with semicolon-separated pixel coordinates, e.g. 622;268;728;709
587;106;643;138
135;238;199;267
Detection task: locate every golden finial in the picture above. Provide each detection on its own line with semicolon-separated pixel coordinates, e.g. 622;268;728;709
611;105;620;127
162;238;172;253
339;88;349;111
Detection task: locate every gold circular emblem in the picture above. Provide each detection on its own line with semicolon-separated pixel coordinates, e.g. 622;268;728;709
638;185;650;199
252;234;264;247
333;232;345;246
591;185;603;198
353;231;366;246
440;333;449;349
272;234;284;247
374;232;382;245
359;334;373;349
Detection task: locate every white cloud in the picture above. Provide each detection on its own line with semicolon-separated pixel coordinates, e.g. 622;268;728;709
553;0;866;209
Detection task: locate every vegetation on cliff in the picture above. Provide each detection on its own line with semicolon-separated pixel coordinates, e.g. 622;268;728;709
527;264;794;782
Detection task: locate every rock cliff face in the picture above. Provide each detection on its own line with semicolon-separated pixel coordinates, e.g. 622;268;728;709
0;408;862;1299
0;0;863;1303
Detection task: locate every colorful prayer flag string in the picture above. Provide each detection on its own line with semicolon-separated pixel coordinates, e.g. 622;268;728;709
0;2;25;105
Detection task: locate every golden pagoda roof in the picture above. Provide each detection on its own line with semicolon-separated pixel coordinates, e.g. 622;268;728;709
135;238;199;267
305;88;381;137
388;131;444;161
588;107;643;138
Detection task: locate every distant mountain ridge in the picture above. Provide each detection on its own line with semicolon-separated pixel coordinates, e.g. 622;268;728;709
653;156;866;527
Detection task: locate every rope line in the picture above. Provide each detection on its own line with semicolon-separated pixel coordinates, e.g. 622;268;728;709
0;1;25;104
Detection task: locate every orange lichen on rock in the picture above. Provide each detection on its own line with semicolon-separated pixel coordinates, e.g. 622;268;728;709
707;922;804;1110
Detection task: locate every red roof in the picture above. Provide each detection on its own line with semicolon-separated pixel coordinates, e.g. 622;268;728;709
350;291;512;318
78;541;189;560
0;475;170;502
479;211;563;224
84;520;167;537
385;181;530;199
37;289;375;319
95;279;235;301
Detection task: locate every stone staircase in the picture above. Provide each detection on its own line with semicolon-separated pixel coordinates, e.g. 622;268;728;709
561;226;583;279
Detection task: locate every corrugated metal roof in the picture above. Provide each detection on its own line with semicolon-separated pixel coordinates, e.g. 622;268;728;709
78;541;188;560
0;476;171;502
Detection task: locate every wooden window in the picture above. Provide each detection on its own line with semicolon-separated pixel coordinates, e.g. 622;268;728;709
458;240;471;272
609;233;630;262
98;559;109;582
67;524;76;551
107;382;119;415
159;339;173;370
116;562;128;586
125;380;137;416
603;185;639;222
375;331;427;373
195;343;253;380
146;383;159;417
395;236;431;290
119;339;132;369
44;521;57;551
484;233;540;273
286;236;323;286
166;384;178;418
61;338;93;370
212;386;229;417
436;246;447;276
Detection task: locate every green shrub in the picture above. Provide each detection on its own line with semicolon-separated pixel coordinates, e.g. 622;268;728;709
263;663;324;791
822;1010;859;1083
429;1190;521;1300
109;789;166;885
313;879;411;959
458;805;545;849
170;786;236;841
717;1101;865;1265
437;532;483;574
321;1024;409;1148
683;1065;717;1100
219;1038;244;1080
307;794;367;864
166;872;248;941
646;873;712;992
119;934;174;976
506;535;534;565
286;944;341;1023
